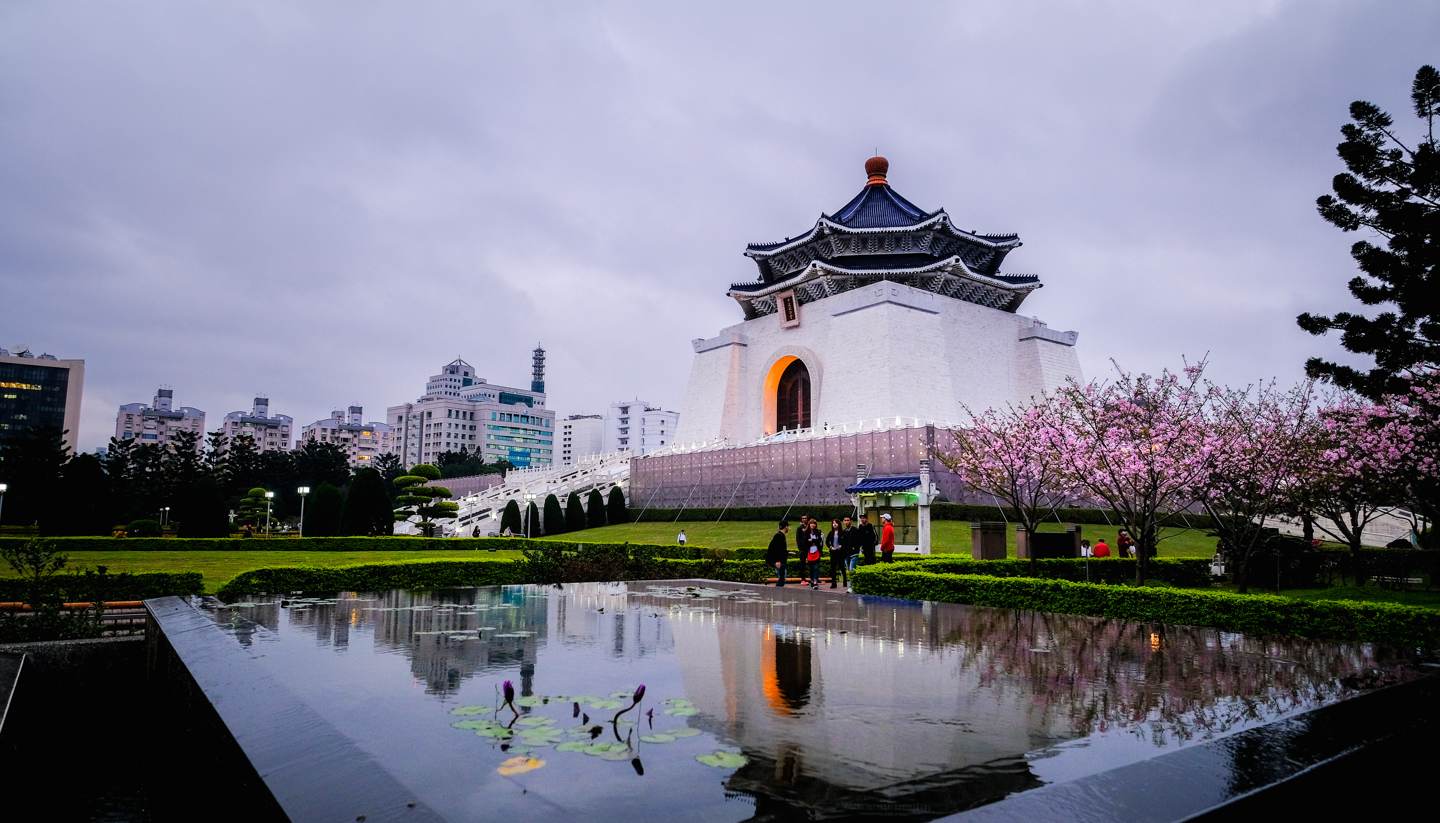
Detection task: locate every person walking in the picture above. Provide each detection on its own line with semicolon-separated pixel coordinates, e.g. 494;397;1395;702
857;514;877;565
879;513;896;562
826;518;849;589
767;520;791;587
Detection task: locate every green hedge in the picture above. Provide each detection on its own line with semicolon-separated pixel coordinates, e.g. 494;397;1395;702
0;536;773;558
850;567;1440;647
898;557;1214;587
0;571;203;602
216;556;770;600
629;504;1223;530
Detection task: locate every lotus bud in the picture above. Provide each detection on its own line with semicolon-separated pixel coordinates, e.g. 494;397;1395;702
632;684;646;703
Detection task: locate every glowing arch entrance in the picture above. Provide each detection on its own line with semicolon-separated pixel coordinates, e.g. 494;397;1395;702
763;355;812;435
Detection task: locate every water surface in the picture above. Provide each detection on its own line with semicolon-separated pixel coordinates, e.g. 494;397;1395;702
204;581;1417;821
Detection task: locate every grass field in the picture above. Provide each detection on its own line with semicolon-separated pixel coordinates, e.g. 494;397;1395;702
0;549;524;593
561;520;1224;558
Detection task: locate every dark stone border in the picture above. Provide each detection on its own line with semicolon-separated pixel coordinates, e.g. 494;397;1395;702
947;672;1440;821
145;596;444;822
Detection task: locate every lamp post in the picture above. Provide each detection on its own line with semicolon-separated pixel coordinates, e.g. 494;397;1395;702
0;483;7;527
297;486;311;538
264;491;275;536
160;506;170;530
524;492;536;538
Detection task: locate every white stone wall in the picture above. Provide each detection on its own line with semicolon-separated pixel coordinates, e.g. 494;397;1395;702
675;282;1084;444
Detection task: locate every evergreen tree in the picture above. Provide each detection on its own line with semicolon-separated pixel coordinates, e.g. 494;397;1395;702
256;450;296;518
340;468;393;536
524;501;541;538
542;493;565;536
50;453;112;535
374;452;404;484
163;429;205;521
176;474;230;537
203;429;229;479
101;437;139;523
0;426;69;527
586;489;606;528
606;486;627;524
500;499;522;535
1298;65;1440;398
565;491;586;531
223;434;262;496
129;443;165;524
295;440;351;489
393;464;457;537
303;482;345;537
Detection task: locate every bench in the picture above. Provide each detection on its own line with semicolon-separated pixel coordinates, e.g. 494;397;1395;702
1372;575;1425;590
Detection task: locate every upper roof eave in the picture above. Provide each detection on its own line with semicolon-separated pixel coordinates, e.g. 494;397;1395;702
744;214;1021;259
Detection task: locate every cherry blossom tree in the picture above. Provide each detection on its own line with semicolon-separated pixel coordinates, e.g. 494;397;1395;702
1197;380;1320;593
1053;361;1222;584
938;398;1077;574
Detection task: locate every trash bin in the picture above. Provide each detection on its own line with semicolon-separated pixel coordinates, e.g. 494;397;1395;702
971;521;1007;560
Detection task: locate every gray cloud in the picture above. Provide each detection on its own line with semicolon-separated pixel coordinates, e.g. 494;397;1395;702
1;1;1436;450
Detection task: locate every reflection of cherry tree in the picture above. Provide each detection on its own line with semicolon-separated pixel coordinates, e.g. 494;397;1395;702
942;606;1392;749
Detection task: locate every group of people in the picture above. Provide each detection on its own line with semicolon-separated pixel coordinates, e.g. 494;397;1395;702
764;512;897;589
1081;529;1138;558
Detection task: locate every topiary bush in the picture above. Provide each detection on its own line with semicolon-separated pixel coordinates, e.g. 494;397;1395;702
126;518;162;537
900;557;1214;587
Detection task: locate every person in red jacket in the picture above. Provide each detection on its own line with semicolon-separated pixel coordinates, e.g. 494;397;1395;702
1092;538;1111;558
880;513;896;562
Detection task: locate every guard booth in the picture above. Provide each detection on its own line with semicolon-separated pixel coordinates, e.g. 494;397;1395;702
845;461;936;554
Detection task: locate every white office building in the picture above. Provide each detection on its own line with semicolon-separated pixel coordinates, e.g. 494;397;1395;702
115;388;205;451
603;400;679;456
299;406;396;467
222;397;293;453
387;352;555;469
558;414;604;466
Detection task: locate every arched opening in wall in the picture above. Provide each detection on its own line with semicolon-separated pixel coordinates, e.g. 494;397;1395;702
762;355;815;436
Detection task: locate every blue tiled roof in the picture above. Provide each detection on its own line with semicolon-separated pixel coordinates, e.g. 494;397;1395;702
845;475;921;494
830;184;936;228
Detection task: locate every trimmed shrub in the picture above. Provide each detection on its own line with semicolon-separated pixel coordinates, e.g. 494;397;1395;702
565;492;585;532
524;502;540;538
543;494;565;536
500;500;522;536
850;567;1440;647
126;519;162;537
586;489;606;527
0;571;203;602
900;557;1214;587
606;487;627;524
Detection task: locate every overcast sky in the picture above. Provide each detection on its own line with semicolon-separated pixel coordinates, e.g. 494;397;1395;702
2;1;1437;451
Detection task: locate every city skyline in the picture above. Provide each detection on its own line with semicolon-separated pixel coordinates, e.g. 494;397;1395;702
3;2;1438;452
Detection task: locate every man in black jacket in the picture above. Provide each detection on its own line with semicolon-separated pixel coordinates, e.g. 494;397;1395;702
766;520;791;587
856;515;878;565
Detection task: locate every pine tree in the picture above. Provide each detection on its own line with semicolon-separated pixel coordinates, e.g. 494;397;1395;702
374;452;404;484
50;453;112;535
542;493;565;536
295;440;351;488
101;437;137;522
606;487;627;524
176;474;230;537
565;492;585;531
340;468;393;536
392;464;457;537
203;429;229;479
0;426;70;527
500;499;522;535
1298;65;1440;398
586;489;606;528
223;434;262;496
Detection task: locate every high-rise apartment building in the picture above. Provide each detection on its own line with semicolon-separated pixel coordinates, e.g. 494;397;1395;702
299;406;396;467
115;387;204;451
0;347;85;453
387;352;554;469
603;400;679;456
222;397;292;452
558;414;604;466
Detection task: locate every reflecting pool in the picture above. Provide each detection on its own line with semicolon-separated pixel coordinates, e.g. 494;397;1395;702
199;582;1419;821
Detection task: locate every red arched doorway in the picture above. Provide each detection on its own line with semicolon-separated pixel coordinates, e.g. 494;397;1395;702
775;359;811;432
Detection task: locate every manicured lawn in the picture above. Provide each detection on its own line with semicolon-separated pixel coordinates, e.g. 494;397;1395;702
1216;583;1440;608
0;549;524;594
562;520;1223;559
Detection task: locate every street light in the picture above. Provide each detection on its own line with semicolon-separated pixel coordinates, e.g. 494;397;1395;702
524;492;536;538
0;483;7;528
297;486;311;537
264;491;275;536
160;506;170;529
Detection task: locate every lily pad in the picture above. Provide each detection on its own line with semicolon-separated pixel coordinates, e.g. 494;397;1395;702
497;755;545;777
519;728;564;745
639;733;676;744
451;720;496;731
582;742;630;757
609;691;634;699
474;727;515;739
588;699;624;710
515;696;545;708
555;741;590;753
450;706;490;716
515;715;554;727
668;727;702;738
664;707;698;717
696;750;748;769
